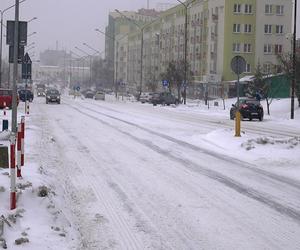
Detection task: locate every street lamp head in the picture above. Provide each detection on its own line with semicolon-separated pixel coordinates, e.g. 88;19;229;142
28;17;38;23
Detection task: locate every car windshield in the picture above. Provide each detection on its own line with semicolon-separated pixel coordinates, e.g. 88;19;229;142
47;90;59;95
238;99;260;105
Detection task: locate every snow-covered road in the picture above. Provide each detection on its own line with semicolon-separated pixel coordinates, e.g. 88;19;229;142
26;96;300;249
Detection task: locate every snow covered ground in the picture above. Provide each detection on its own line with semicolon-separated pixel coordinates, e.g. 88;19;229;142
0;95;299;249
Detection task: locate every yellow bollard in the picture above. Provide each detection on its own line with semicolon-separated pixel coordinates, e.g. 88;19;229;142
235;111;241;137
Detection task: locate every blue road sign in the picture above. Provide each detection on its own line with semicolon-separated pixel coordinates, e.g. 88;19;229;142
162;80;169;87
76;86;80;91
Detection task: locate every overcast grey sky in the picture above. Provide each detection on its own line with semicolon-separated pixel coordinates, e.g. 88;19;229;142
1;0;299;59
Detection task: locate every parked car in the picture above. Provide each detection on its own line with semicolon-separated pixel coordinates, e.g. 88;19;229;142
45;89;61;104
94;91;105;101
151;92;179;106
36;88;45;97
230;98;264;121
18;89;34;102
84;90;95;99
140;92;153;103
0;89;15;109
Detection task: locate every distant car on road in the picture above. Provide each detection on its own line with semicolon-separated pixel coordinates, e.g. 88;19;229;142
230;98;264;121
84;90;95;99
18;89;34;102
94;91;105;101
36;88;45;97
140;92;153;103
45;89;61;104
151;92;179;106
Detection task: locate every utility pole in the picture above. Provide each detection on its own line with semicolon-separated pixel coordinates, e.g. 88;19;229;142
0;12;3;87
291;0;297;119
12;0;19;133
176;0;196;104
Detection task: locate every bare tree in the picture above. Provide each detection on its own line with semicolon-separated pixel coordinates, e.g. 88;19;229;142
277;52;300;107
247;63;275;115
145;70;159;92
160;60;192;101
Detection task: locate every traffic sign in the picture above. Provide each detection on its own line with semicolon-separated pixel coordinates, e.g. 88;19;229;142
6;21;28;46
162;80;169;87
231;56;246;75
9;45;24;64
21;53;32;80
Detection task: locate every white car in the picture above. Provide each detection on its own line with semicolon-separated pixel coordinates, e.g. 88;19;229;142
140;92;152;103
94;91;105;101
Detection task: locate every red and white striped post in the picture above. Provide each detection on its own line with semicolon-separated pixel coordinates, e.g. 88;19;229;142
21;116;25;167
25;101;30;115
3;102;7;116
17;123;22;178
10;133;17;210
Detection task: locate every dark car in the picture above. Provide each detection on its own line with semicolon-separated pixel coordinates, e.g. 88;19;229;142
84;91;95;99
151;92;179;106
230;98;264;121
45;89;61;104
18;89;34;102
36;88;45;97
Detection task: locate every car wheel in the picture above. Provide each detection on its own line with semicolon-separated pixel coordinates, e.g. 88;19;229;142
259;115;263;121
249;116;252;121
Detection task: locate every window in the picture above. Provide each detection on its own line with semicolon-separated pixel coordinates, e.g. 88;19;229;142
265;4;273;14
263;63;272;73
264;44;272;54
245;4;252;14
244;24;252;33
233;23;241;33
274;44;283;54
275;25;283;34
233;4;241;13
276;5;284;15
264;24;272;34
245;63;251;73
244;43;252;53
233;43;240;52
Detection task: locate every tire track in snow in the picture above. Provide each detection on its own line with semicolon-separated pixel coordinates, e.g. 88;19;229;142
66;102;300;224
83;99;300;138
68;101;300;191
55;122;146;250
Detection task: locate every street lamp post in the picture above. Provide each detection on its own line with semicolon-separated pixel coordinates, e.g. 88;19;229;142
26;46;35;52
114;10;158;97
27;31;37;37
95;28;129;98
115;9;145;97
75;46;92;87
291;0;297;119
176;0;196;104
83;42;103;55
72;50;87;87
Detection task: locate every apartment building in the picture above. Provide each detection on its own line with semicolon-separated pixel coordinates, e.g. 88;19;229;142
109;0;293;98
105;9;160;91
